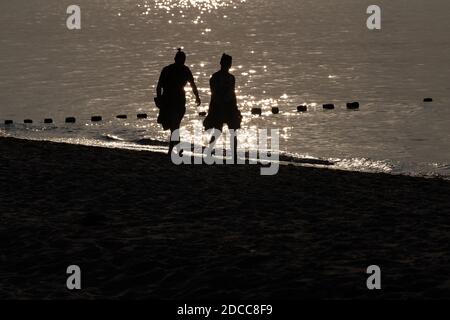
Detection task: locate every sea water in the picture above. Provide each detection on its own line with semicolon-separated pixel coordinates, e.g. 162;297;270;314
0;0;449;177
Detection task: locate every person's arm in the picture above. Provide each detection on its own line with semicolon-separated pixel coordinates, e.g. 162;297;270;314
209;76;215;96
231;75;237;106
188;69;201;106
156;68;165;98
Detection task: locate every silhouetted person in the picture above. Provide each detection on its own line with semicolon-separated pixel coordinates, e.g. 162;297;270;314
156;48;201;155
204;54;242;162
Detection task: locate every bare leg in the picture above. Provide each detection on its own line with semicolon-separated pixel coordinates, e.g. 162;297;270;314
168;127;180;156
208;129;221;154
168;130;174;156
232;133;238;164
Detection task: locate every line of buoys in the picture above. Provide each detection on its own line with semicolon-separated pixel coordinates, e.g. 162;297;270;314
0;104;364;127
91;116;102;122
346;102;360;110
297;105;307;112
8;98;444;127
2;114;148;125
251;107;262;115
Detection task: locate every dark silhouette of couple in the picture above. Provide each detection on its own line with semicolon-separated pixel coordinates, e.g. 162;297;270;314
156;49;242;159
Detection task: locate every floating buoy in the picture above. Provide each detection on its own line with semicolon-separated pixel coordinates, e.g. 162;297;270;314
199;111;207;117
346;102;360;110
4;120;13;125
423;98;433;102
65;117;76;123
323;104;335;110
297;105;307;112
271;107;280;114
24;119;33;124
91;116;102;122
137;113;147;119
251;108;262;115
116;115;127;119
44;118;53;124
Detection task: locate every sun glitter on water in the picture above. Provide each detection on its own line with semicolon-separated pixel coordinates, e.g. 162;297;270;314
141;0;246;12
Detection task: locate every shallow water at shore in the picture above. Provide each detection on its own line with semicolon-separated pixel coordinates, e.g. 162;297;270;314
1;125;449;179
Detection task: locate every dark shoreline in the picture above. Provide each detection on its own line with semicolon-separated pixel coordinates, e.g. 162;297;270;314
1;137;450;299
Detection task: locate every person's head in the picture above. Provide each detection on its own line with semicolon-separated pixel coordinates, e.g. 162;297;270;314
174;48;186;65
220;53;232;71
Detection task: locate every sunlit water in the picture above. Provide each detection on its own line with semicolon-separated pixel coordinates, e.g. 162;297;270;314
1;0;449;177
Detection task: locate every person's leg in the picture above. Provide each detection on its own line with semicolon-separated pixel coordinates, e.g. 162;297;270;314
228;128;238;164
172;106;186;156
208;128;221;146
209;129;217;145
168;129;175;156
208;129;222;156
169;124;182;156
232;132;238;164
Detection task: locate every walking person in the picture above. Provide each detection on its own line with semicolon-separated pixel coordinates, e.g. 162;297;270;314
203;53;242;162
156;48;201;155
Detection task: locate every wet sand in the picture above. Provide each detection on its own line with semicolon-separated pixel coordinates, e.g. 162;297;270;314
1;137;450;299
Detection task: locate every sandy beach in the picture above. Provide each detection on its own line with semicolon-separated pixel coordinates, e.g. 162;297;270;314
1;137;450;299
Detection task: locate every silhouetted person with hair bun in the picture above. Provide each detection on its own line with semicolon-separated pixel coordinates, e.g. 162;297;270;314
204;53;242;162
156;48;201;155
